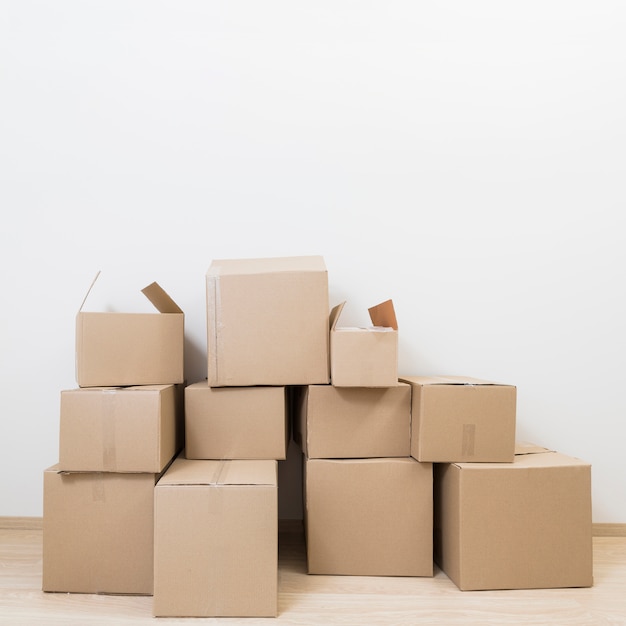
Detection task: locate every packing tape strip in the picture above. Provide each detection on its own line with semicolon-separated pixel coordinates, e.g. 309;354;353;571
462;423;476;457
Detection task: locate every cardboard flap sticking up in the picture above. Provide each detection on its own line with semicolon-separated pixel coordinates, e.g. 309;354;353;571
141;282;183;314
368;299;398;330
329;302;347;331
78;271;102;312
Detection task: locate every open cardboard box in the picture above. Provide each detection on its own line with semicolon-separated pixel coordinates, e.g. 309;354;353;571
76;273;184;387
330;299;398;387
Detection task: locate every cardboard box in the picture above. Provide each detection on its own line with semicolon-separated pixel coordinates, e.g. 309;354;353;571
76;274;184;387
184;382;289;460
59;384;183;473
434;443;593;591
42;466;158;595
153;456;278;617
293;383;411;459
399;375;516;462
304;457;433;577
206;255;329;387
330;300;398;387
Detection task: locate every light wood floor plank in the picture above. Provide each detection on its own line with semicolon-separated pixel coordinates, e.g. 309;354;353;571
1;527;625;625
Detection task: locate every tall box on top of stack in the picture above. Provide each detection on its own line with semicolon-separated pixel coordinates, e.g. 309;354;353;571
330;299;398;388
434;443;593;591
76;273;184;387
400;375;516;463
206;256;329;387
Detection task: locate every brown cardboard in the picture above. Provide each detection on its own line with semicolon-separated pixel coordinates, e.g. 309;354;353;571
399;375;516;462
304;457;433;577
76;274;184;387
184;382;289;460
330;300;398;387
206;256;329;387
153;456;278;617
59;384;183;473
42;465;158;594
434;445;593;591
293;383;411;459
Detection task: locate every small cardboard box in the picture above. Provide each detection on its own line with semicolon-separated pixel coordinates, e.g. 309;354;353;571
399;375;516;462
304;457;433;577
184;382;289;460
76;274;184;387
59;384;184;473
434;443;593;591
293;383;411;459
42;466;158;595
206;256;330;387
153;456;278;617
330;300;398;387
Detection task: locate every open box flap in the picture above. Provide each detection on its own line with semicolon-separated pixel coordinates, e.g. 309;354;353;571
368;299;398;330
78;271;101;312
141;282;183;314
78;273;182;314
329;301;346;332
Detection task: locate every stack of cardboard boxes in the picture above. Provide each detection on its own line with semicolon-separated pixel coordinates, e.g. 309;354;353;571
42;278;185;595
152;255;332;617
42;255;593;619
294;300;433;577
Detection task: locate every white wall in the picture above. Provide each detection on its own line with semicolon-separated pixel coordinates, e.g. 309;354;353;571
1;1;624;522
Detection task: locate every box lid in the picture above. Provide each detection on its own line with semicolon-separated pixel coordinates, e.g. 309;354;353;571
453;442;590;471
514;441;552;456
157;457;277;487
207;255;326;277
399;375;507;386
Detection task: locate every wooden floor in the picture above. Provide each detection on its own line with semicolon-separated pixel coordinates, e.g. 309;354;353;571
1;523;626;625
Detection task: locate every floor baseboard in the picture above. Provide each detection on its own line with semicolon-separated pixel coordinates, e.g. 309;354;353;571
1;517;624;536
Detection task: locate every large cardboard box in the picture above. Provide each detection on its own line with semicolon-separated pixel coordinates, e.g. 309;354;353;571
42;466;158;595
76;275;184;387
399;375;516;462
153;456;278;617
434;443;593;591
59;384;183;473
206;255;329;387
304;457;433;577
185;382;289;460
330;300;398;387
293;383;411;459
